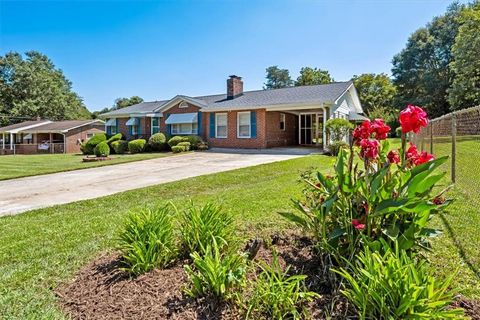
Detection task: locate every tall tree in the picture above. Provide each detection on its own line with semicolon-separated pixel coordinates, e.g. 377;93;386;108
352;73;397;120
391;3;464;118
0;51;90;123
449;1;480;109
264;66;293;89
295;67;334;86
113;96;144;110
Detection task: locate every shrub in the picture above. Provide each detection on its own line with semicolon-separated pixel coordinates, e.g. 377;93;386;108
171;145;186;153
184;238;247;299
282;106;449;264
148;133;168;151
118;206;178;276
82;133;107;155
197;141;209;151
94;141;110;157
177;141;191;151
328;140;348;156
183;135;203;149
168;135;188;147
325;118;354;141
246;252;319;319
333;245;463;319
128;139;146;154
106;133;123;144
111;140;128;154
180;202;235;256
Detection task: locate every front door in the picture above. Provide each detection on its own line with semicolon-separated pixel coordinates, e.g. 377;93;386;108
299;113;323;146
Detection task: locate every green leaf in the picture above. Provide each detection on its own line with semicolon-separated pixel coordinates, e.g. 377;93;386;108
373;198;410;215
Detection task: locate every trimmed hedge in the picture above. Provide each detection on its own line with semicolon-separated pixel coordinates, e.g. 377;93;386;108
128;139;146;154
111;140;128;154
177;141;191;151
183;135;203;149
94;141;111;157
82;133;107;155
171;145;186;153
168;136;188;147
106;133;123;144
149;133;168;151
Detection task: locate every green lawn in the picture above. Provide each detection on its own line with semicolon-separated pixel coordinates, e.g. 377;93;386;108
0;152;174;180
0;152;478;319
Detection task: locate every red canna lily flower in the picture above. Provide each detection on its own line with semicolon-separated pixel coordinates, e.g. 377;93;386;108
387;150;400;164
359;139;380;160
352;219;365;230
414;151;435;165
353;120;373;145
371;119;391;140
399;105;429;134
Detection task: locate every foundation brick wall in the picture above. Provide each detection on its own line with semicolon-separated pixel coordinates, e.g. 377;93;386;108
206;109;267;149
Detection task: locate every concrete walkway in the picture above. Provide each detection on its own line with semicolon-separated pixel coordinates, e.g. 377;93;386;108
0;152;301;216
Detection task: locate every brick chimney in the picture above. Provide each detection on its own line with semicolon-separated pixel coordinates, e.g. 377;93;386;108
227;75;243;99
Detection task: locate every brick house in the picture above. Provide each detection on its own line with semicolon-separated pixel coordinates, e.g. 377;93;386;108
102;76;365;149
0;120;105;155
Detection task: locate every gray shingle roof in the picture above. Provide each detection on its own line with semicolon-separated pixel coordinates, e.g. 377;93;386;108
21;120;104;133
101;81;353;116
102;101;168;116
0;120;50;132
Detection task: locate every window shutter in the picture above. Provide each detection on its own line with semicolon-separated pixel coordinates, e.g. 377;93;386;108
250;111;257;138
128;125;132;136
137;118;141;136
106;120;111;135
197;112;202;136
166;124;171;136
115;119;119;134
209;113;215;138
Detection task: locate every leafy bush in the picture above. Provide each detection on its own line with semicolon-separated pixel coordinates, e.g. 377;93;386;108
184;238;247;299
328;140;348;156
246;252;319;319
333;245;463;319
171;145;186;153
106;133;123;144
94;141;110;157
283;107;448;264
325;118;354;141
168;135;188;147
180;202;235;256
118;206;178;276
82;133;107;155
177;141;191;151
128;139;146;154
111;140;128;154
197;141;209;151
183;135;203;149
148;133;168;151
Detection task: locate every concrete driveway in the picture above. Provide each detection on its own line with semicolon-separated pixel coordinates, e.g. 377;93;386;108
0;151;301;216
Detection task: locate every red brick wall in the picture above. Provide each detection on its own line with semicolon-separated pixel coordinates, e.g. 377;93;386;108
160;102;207;138
206;109;267;149
265;111;298;147
116;117;151;140
65;124;104;153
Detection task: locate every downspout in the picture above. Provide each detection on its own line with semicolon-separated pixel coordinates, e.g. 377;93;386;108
323;107;327;148
10;133;13;150
2;132;4;149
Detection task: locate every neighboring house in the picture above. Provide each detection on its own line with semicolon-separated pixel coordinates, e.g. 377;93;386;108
102;75;365;149
0;120;105;155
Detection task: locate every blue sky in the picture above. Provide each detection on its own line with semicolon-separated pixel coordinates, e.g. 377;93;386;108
0;0;461;111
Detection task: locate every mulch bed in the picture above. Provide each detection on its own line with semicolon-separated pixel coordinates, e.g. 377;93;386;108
56;234;480;319
82;156;112;162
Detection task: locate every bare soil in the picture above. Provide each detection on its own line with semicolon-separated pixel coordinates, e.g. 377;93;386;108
56;234;479;320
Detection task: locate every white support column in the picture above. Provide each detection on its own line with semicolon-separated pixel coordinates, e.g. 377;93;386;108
10;133;13;150
2;132;5;149
298;114;301;145
323;108;327;148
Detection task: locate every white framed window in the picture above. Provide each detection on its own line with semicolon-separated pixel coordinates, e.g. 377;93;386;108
151;117;160;134
131;125;137;135
237;111;251;138
215;113;227;138
179;101;189;108
86;133;95;139
280;113;286;131
171;123;198;135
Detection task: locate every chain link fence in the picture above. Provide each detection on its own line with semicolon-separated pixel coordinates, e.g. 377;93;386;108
412;105;480;208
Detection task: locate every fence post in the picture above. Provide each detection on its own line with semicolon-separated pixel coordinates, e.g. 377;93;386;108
451;113;457;183
429;123;433;154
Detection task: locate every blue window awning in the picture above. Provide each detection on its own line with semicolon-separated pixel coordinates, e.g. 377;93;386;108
105;119;116;126
126;118;139;126
165;113;198;124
